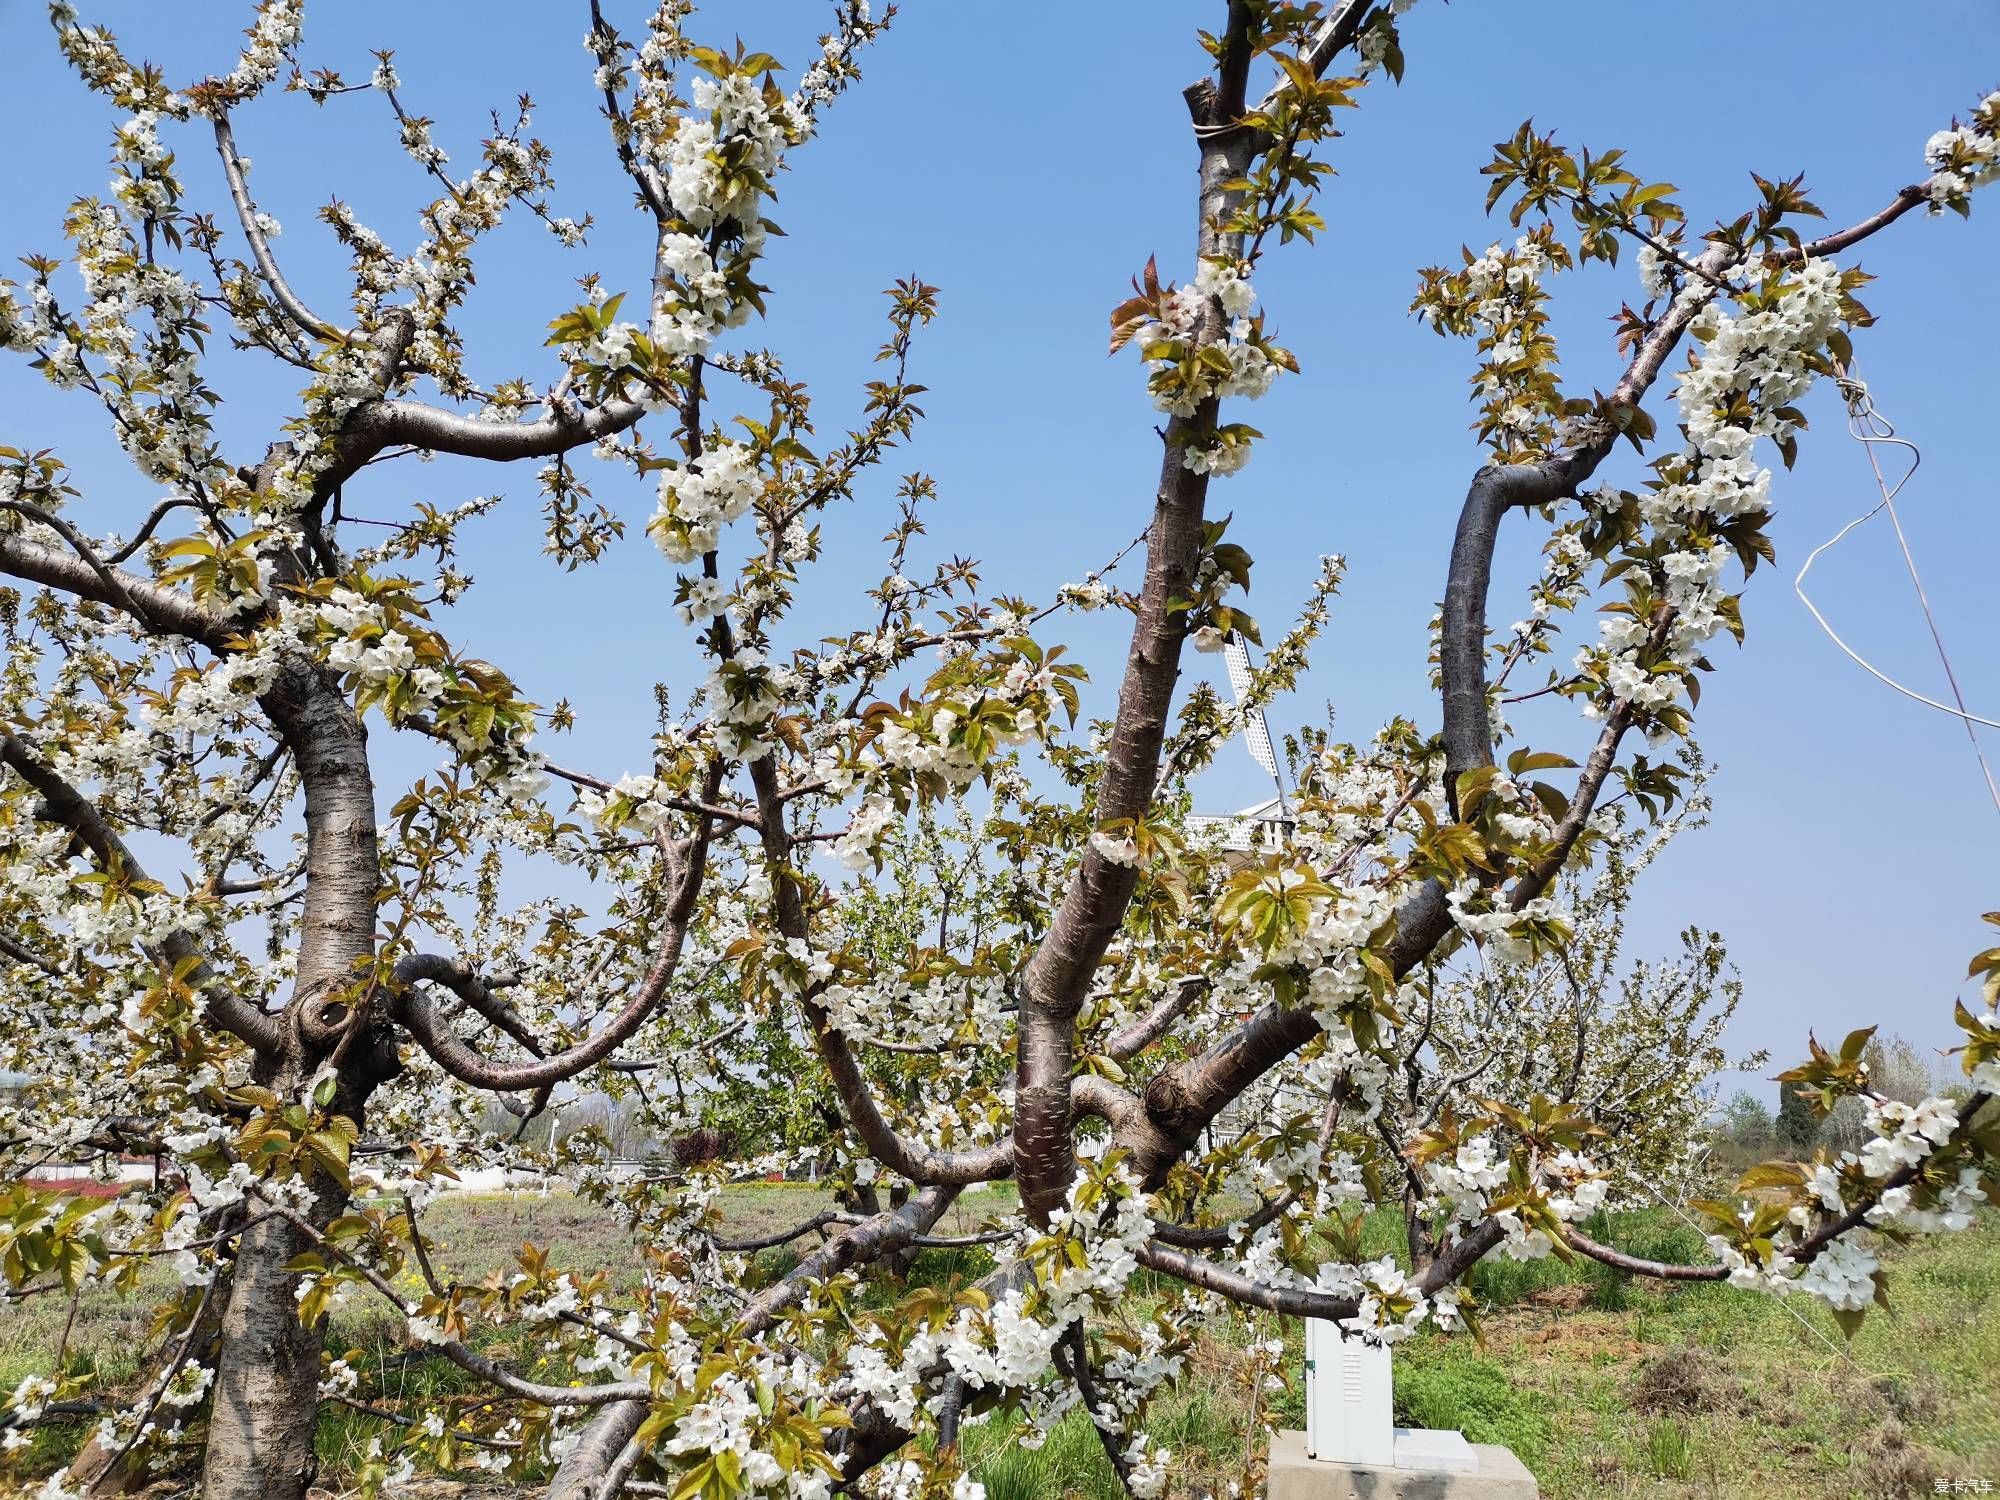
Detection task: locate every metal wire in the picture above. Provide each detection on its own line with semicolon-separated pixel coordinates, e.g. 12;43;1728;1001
1792;370;2000;813
1621;1168;1864;1369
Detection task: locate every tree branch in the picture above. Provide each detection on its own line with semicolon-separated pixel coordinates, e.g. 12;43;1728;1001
213;112;342;341
0;528;232;648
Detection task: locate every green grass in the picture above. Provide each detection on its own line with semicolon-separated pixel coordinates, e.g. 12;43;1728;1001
1645;1416;1696;1481
965;1411;1123;1500
1394;1348;1553;1469
1404;1209;2000;1498
5;1190;1996;1499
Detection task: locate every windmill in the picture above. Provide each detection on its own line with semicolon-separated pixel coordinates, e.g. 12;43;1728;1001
1184;632;1295;859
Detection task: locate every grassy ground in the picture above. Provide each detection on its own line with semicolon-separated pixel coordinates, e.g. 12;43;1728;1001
3;1190;1994;1498
959;1207;2000;1500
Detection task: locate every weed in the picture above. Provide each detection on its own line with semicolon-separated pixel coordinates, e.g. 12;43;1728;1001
1643;1416;1694;1480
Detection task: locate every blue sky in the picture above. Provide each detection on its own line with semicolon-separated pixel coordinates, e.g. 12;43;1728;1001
2;1;1996;1075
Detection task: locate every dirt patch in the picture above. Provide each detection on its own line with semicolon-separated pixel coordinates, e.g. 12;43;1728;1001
1836;1366;1944;1429
1630;1345;1740;1416
1855;1420;1943;1499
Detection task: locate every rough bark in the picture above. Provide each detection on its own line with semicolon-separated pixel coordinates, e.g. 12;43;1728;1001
200;1205;340;1500
1012;43;1258;1227
201;664;380;1500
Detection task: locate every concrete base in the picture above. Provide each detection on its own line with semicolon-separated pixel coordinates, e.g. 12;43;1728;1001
1269;1428;1539;1500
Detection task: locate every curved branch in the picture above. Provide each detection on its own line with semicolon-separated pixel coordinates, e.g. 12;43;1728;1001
1125;179;1939;1175
393;954;546;1059
391;782;721;1092
392;912;693;1093
1138;1217;1506;1318
548;1187;962;1500
1150;1189;1297;1251
255;1199;649;1407
213;113;342;341
1561;1226;1721;1281
0;932;62;976
741;750;1015;1188
1567;1093;1996;1285
710;1211;841;1255
1789;184;1929;261
341;393;646;469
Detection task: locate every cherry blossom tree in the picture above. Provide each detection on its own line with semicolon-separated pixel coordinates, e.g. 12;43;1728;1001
1;3;1997;1499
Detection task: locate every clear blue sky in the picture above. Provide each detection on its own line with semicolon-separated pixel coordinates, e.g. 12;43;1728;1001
3;2;1996;1075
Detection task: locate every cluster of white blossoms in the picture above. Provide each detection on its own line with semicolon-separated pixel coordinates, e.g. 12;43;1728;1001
703;645;796;761
399;119;566;389
34;196;237;496
1422;1133;1508;1222
1862;1161;1988;1236
821;970;1007;1053
648;438;763;563
840;1159;1168;1489
1505;525;1590;655
790;1;880;120
3;1375;61;1454
829;793;899;870
1445;882;1567;968
575;772;679;838
1454;233;1556;446
1421;1134;1606;1262
1923;91;2000;210
875;712;988;789
1575;257;1847;723
652;229;752;356
1971;1008;2000;1094
598;9;818;367
1543;1148;1610;1222
1281;886;1405;1035
1636;241;1678;302
1315;1256;1452;1345
1355;0;1421;76
308;590;551;802
220;0;304;101
1131;255;1281;474
663;72;798;229
1710;1082;1982;1312
1857;1094;1958;1177
1088;827;1141;866
652;1361;808;1495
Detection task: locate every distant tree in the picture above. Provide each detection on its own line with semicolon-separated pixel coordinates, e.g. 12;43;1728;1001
1719;1092;1774;1152
1818;1033;1939;1152
1863;1033;1939;1106
1776;1082;1821;1154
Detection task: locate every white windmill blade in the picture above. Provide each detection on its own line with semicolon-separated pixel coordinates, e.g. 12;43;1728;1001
1222;633;1280;781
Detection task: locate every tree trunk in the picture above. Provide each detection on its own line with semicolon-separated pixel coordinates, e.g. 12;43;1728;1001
200;1203;341;1500
199;658;382;1500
